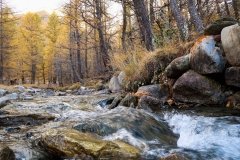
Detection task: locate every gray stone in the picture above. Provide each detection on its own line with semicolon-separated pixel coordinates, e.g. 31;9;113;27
165;54;190;78
221;24;240;66
0;89;7;97
173;70;225;105
190;36;225;74
138;95;163;112
225;67;240;87
119;93;138;107
135;84;169;100
109;76;122;93
118;71;126;86
108;95;124;109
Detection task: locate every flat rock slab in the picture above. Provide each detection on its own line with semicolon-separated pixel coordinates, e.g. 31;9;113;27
37;128;140;159
0;114;55;127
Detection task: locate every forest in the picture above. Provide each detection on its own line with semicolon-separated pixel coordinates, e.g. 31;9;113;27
0;0;238;87
0;0;240;160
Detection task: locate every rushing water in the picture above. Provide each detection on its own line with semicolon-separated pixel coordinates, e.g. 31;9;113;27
0;93;240;160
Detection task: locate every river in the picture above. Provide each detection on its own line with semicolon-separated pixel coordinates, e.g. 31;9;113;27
0;92;240;160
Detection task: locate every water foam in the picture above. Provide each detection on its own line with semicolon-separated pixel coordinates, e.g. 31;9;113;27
164;113;240;159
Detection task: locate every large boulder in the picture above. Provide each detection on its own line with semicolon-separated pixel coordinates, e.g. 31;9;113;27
135;84;169;100
138;95;163;111
165;54;190;78
204;18;238;35
109;76;122;93
225;67;240;87
190;36;225;74
221;24;240;66
173;70;225;105
74;107;178;145
37;128;140;160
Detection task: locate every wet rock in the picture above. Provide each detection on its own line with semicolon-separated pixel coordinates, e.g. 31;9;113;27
0;146;15;160
97;97;115;108
173;70;225;105
135;85;169;100
190;36;225;74
119;93;138;107
109;75;122;93
108;95;124;109
160;153;188;160
55;91;67;96
225;67;240;87
15;85;25;92
0;89;7;97
4;127;21;133
37;128;140;159
0;114;55;127
118;71;126;86
0;97;11;109
138;95;163;111
221;24;240;66
204;18;238;35
74;107;178;145
45;89;55;97
93;89;111;95
165;54;190;78
5;93;18;100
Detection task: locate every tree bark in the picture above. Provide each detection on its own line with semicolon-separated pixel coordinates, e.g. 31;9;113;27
187;0;204;33
224;0;230;16
132;0;154;51
233;0;239;20
95;0;109;71
149;0;155;26
215;0;222;18
170;0;189;41
122;0;127;51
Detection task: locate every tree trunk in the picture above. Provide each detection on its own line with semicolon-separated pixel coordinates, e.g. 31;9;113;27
31;61;36;84
224;0;230;16
132;0;154;51
170;0;189;41
122;0;127;51
149;0;155;26
0;0;3;83
215;0;222;18
187;0;204;33
233;0;239;20
95;0;109;71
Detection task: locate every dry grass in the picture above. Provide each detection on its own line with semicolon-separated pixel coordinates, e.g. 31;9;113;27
110;41;194;87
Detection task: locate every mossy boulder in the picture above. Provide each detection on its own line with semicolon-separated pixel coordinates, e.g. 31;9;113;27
37;128;140;160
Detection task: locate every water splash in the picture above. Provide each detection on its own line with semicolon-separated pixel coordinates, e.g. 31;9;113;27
164;113;240;159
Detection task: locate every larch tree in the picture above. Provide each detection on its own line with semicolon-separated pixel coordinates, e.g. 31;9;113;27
170;0;189;41
19;13;44;84
187;0;204;33
132;0;154;51
45;12;61;84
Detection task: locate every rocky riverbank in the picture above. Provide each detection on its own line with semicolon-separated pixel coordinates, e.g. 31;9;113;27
108;18;240;112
